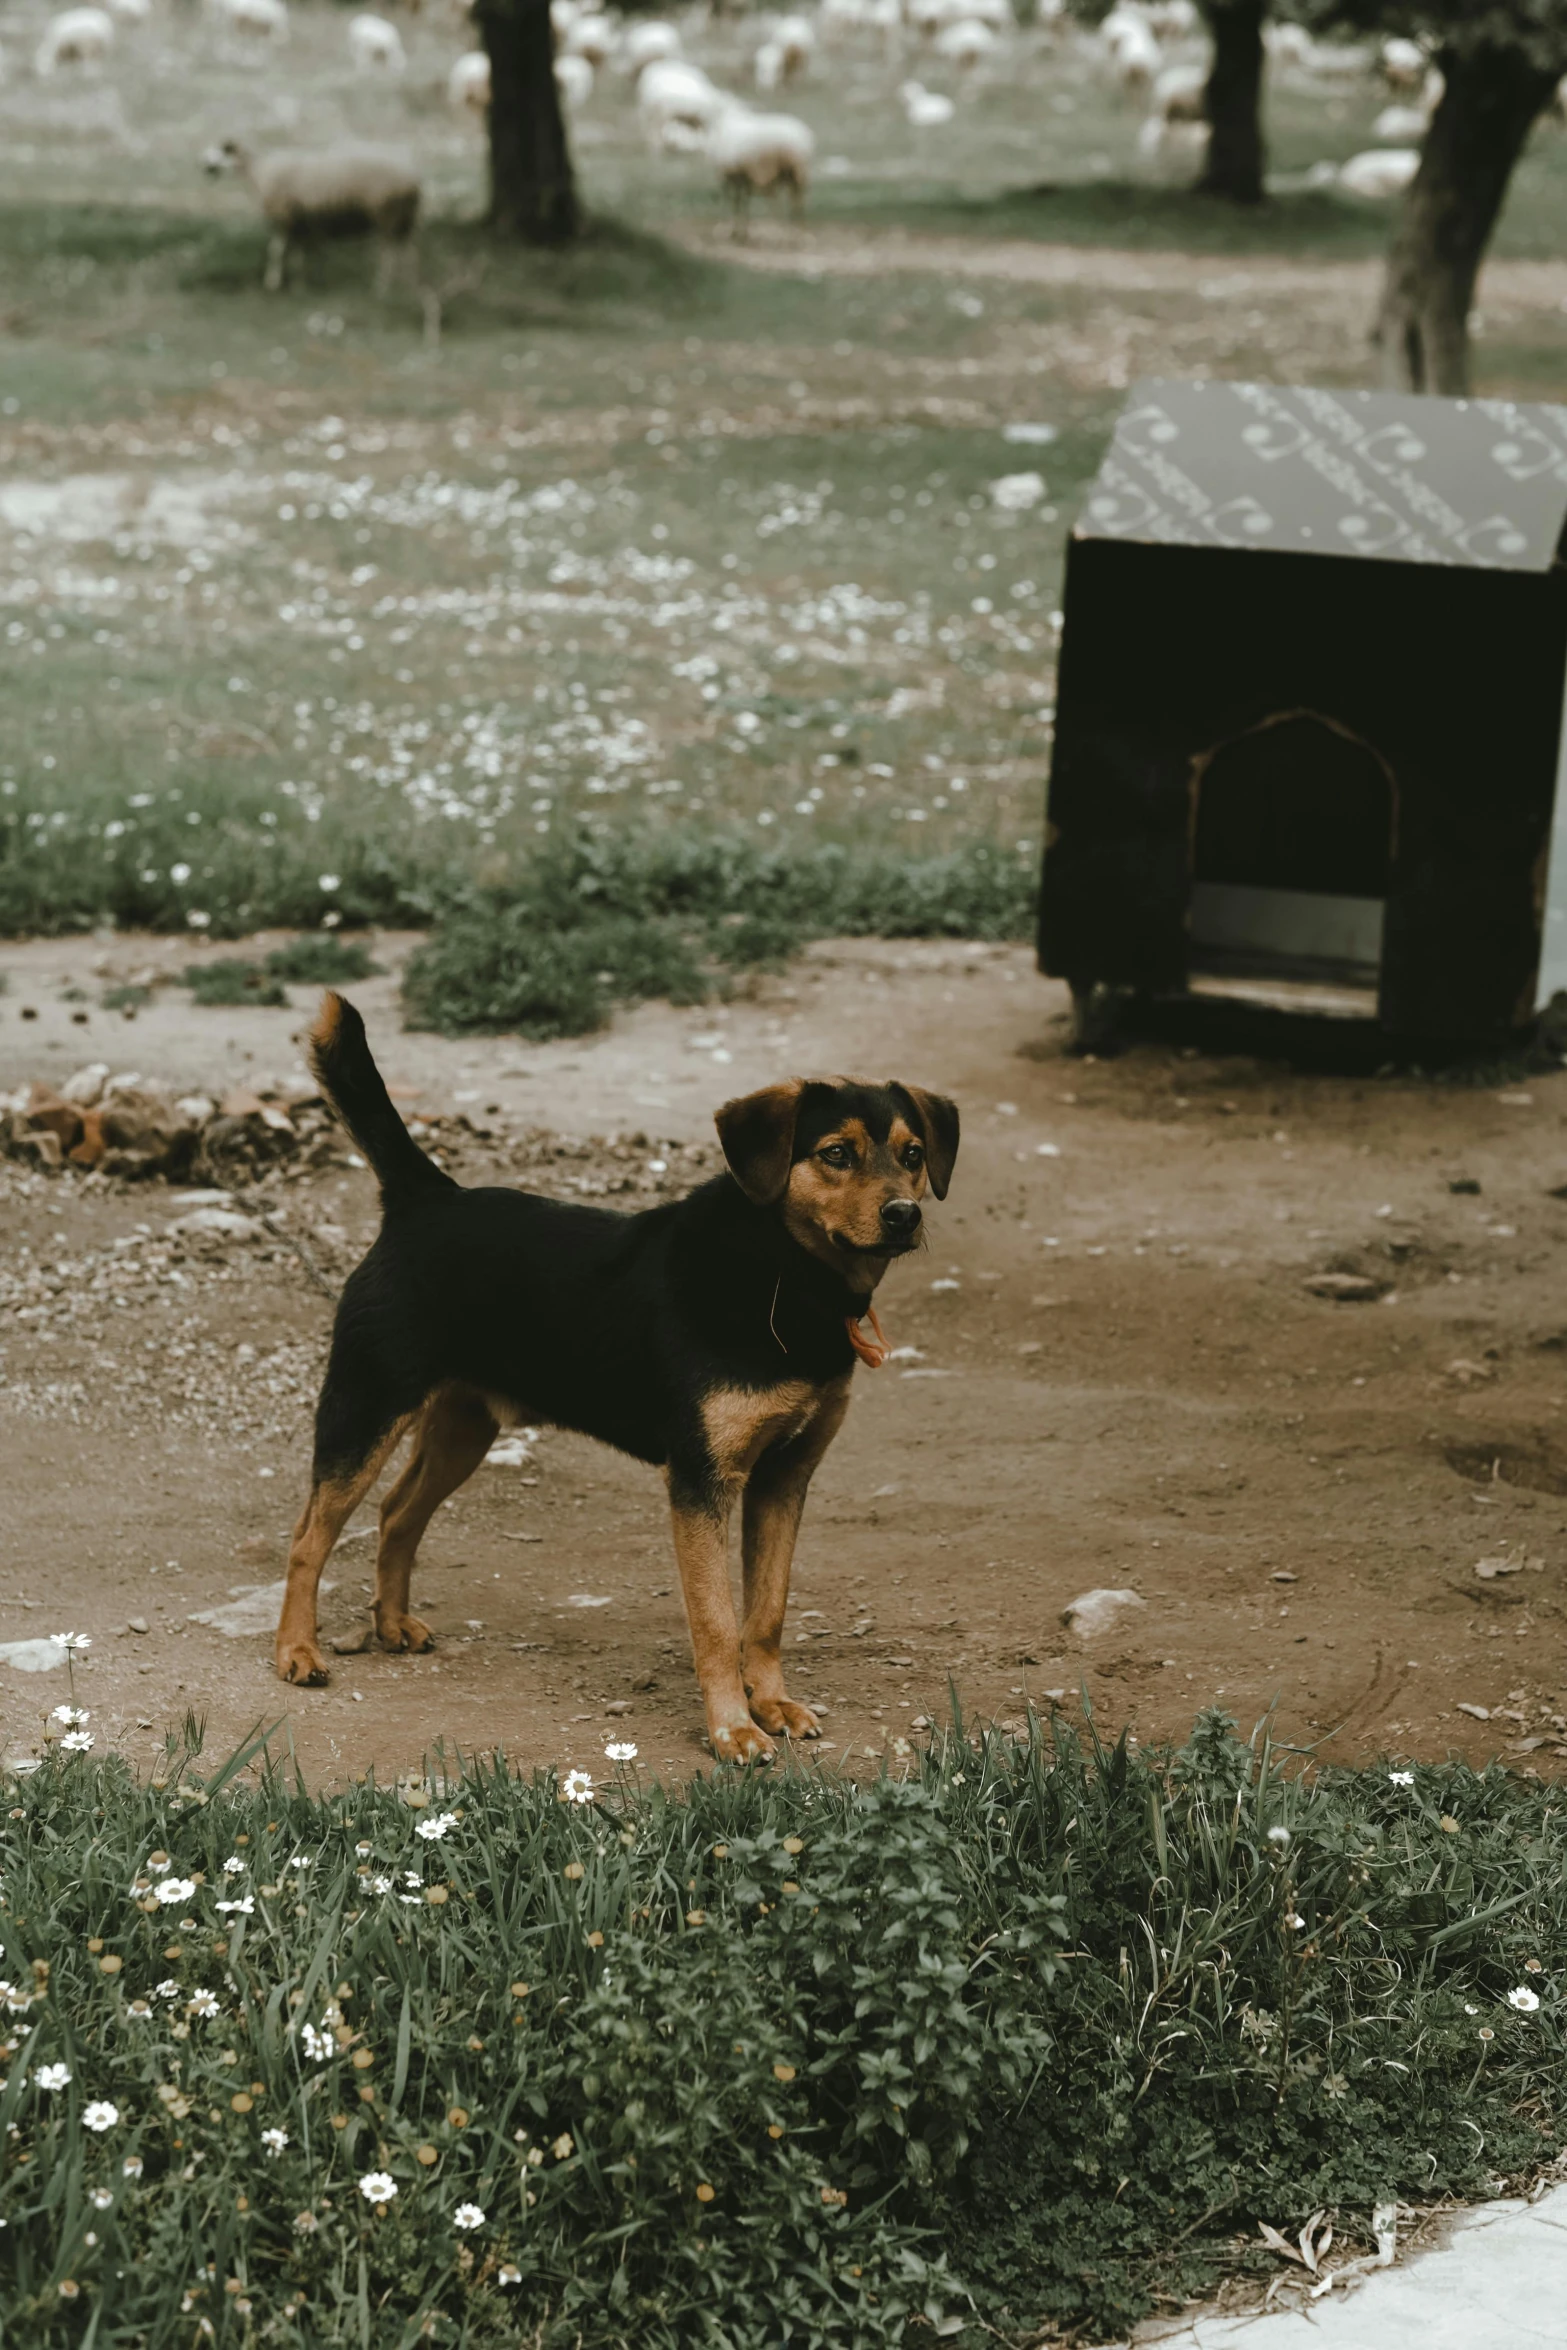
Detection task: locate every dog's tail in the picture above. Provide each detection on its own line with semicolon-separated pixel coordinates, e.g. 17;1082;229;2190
307;991;456;1208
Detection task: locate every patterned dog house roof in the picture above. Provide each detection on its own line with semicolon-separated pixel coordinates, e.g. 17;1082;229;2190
1077;380;1567;570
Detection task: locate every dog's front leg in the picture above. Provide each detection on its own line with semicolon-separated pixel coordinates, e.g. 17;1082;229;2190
669;1483;774;1765
740;1379;848;1740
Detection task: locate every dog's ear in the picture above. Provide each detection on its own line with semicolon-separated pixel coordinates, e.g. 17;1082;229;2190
897;1085;960;1200
715;1081;804;1206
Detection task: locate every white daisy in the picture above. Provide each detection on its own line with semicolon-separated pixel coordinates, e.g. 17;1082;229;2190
82;2102;119;2132
561;1770;594;1806
33;2063;71;2091
358;2171;397;2206
154;1880;196;1908
415;1813;458;1842
51;1633;91;1653
605;1742;638;1763
89;2188;113;2210
262;2128;289;2156
187;1990;219;2020
1388;1771;1415;1787
122;2155;144;2179
222;1857;245;1877
60;1732;94;1755
1507;1986;1541;2013
453;2202;485;2231
51;1707;89;1727
300;2022;333;2063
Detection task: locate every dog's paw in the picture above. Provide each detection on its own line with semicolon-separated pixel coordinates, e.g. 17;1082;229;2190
709;1718;776;1767
276;1642;330;1687
750;1696;821;1740
375;1612;435;1655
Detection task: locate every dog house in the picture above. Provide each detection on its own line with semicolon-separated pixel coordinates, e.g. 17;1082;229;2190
1037;380;1567;1034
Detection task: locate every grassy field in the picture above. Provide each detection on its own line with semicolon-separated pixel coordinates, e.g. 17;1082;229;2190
4;3;1567;994
1;1705;1564;2344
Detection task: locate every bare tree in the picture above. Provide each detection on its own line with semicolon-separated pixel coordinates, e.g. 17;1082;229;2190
1293;1;1567;392
474;0;579;244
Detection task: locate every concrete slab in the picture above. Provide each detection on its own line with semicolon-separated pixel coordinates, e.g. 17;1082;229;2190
1130;2183;1567;2350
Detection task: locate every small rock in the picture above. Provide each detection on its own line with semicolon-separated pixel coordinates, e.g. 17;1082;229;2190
168;1208;263;1242
1061;1588;1146;1637
126;1617;150;1635
1450;1177;1482;1195
605;1700;632;1716
1304;1272;1381;1301
60;1062;110;1106
1448;1359;1496;1385
1455;1702;1491;1721
1270;1571;1298;1584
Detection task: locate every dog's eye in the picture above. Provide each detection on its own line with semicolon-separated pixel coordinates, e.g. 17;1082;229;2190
818;1142;853;1169
901;1143;925;1171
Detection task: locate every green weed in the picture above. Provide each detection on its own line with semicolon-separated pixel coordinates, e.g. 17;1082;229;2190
264;938;383;987
179;960;290;1010
1;1711;1562;2344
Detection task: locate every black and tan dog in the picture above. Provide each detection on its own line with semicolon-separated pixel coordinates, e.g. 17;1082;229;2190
273;993;959;1763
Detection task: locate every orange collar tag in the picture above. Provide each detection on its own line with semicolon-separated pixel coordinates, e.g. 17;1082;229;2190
846;1304;889;1369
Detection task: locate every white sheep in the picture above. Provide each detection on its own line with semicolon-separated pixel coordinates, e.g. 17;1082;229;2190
1105;17;1161;96
203;137;421;293
620;18;681;75
1264;22;1312;69
638;58;725;152
1143;0;1195;33
447;47;489;113
347;13;405;73
1139;59;1205;156
555;49;593;105
901;77;954;126
1337;146;1420;198
708;103;813;238
1373;102;1428;143
35;8;115;75
205;0;289;46
550;0;577;30
755;12;813;85
1379;35;1426;93
1303;40;1373;79
563;10;612;67
935;17;996;68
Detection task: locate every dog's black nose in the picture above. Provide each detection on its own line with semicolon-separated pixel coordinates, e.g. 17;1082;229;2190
881;1198;922;1239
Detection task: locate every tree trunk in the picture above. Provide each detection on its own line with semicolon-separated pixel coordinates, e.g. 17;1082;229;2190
1198;0;1266;205
1375;40;1558;396
476;0;579;245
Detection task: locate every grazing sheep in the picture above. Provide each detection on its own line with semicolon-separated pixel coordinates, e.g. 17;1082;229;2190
1139;58;1206;156
347;13;405;73
620;18;681;75
1337;146;1419;198
555;49;592;106
934;16;996;68
1379;35;1426;93
205;0;289;46
447;47;488;113
1143;0;1195;32
35;8;115;74
203;137;420;293
1373;102;1429;143
707;102;813;238
637;58;725;152
1104;13;1161;96
755;12;813;85
1303;40;1372;79
563;10;612;67
900;77;954;126
1264;22;1312;68
550;0;577;30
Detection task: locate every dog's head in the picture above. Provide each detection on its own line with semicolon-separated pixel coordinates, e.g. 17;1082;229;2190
716;1077;959;1287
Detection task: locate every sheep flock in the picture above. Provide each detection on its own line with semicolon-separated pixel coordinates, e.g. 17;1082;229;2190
4;0;1519;289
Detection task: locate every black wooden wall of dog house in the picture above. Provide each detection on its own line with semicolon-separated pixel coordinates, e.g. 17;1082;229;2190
1037;381;1567;1036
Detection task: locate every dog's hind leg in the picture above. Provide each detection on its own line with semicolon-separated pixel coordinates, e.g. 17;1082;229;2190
740;1379;849;1740
360;1385;498;1654
276;1418;409;1686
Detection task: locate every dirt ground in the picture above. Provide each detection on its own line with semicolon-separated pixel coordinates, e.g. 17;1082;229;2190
3;931;1567;1790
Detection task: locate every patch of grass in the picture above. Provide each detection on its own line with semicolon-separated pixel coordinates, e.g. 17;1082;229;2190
400;829;1035;1036
263;937;382;986
1;1710;1563;2344
179;958;289;1009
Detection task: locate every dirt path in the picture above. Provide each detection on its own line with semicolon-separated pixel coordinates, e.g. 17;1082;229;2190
3;932;1567;1789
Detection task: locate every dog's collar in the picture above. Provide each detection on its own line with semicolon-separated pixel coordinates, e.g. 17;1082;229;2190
845;1304;889;1369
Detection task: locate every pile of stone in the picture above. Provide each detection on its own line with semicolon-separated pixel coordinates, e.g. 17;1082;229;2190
0;1063;346;1185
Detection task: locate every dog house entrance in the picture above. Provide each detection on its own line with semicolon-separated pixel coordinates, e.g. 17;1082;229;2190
1188;712;1392;1003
